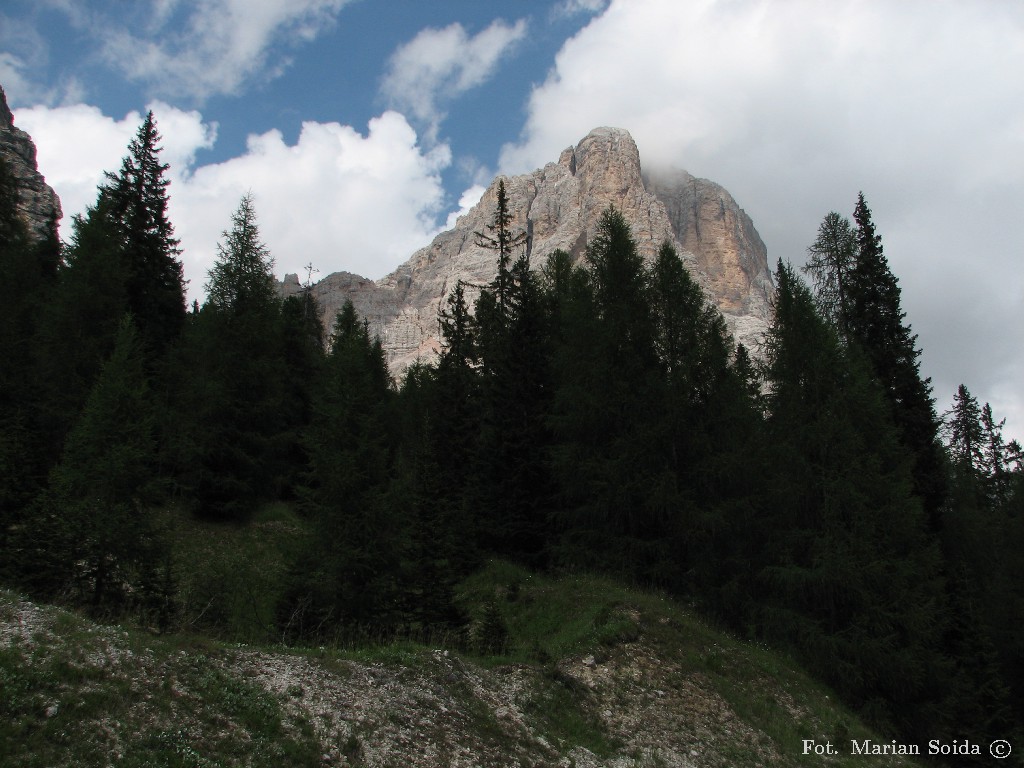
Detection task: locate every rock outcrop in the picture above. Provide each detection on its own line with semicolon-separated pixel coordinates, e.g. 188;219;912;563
297;127;774;371
0;85;62;243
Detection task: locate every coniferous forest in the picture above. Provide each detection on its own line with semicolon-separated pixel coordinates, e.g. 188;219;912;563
2;114;1022;756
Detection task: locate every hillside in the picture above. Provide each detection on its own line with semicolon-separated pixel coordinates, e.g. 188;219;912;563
2;562;916;768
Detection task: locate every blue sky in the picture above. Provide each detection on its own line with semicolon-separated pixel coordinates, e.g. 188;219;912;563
2;0;1023;440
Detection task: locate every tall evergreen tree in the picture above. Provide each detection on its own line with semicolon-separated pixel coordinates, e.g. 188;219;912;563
17;317;169;616
472;185;553;561
278;302;401;640
474;178;527;312
940;386;1024;733
36;112;185;455
756;261;946;737
0;155;61;541
547;208;665;575
846;193;946;526
802;211;856;336
167;195;292;518
100;111;186;353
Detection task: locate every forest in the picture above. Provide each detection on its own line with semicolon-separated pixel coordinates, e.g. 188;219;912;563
1;113;1021;757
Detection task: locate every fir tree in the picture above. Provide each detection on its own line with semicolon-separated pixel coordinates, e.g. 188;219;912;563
547;208;664;575
0;155;58;539
36;112;185;455
472;186;553;561
474;178;527;312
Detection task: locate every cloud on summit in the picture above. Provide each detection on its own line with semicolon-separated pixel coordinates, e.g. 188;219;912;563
498;0;1024;437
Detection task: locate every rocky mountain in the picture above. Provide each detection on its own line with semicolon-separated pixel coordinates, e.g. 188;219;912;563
283;127;774;372
0;85;61;243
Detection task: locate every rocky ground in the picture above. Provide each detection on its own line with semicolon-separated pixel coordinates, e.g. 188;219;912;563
1;587;917;768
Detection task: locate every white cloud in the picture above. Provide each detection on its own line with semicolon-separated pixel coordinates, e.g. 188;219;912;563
174;112;451;296
550;0;610;20
15;103;451;304
381;19;528;142
58;0;353;102
442;184;486;231
500;0;1024;439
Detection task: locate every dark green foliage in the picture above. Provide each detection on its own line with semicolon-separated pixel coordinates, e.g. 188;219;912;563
470;182;554;561
15;317;171;618
546;208;665;574
846;194;947;527
802;211;856;336
165;195;307;519
3;122;1020;760
474;178;527;309
0;155;61;550
389;363;473;630
755;262;946;737
34;112;186;461
475;597;510;655
278;301;402;640
103;111;187;353
940;385;1024;733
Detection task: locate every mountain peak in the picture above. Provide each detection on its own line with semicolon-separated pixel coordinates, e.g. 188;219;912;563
303;128;774;372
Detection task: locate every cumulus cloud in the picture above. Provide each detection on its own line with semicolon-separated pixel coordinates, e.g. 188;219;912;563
499;0;1024;439
381;19;528;142
48;0;352;102
16;104;451;303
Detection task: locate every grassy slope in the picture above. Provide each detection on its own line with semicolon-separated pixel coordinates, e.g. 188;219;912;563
1;508;922;767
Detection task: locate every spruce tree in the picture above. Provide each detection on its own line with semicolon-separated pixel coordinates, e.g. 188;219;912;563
19;317;168;614
846;193;946;526
0;157;52;534
472;186;553;561
167;195;290;518
101;111;186;353
757;261;946;737
36;112;185;453
432;280;482;559
547;208;664;575
474;178;526;312
278;302;401;640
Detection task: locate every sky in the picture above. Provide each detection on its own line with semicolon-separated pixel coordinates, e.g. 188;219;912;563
2;0;1022;441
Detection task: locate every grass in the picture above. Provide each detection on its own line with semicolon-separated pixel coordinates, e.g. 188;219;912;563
452;560;921;766
455;560;644;664
157;502;308;645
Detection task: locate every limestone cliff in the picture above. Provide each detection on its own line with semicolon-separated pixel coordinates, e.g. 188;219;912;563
0;85;62;243
296;127;774;370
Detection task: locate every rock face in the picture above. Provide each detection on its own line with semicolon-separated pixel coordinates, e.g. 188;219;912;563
302;127;773;371
0;85;62;243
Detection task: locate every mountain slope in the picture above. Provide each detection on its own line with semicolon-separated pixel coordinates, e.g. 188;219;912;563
3;566;916;768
